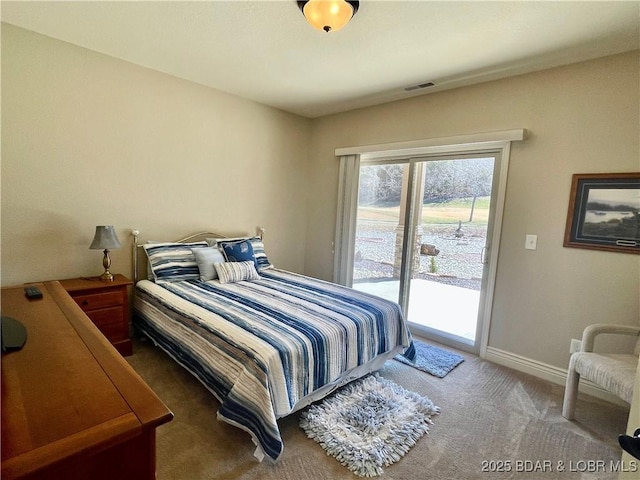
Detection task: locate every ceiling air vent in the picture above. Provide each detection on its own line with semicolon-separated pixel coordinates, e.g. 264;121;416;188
404;82;435;92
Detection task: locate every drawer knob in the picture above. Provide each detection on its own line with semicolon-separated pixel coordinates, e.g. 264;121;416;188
82;300;89;306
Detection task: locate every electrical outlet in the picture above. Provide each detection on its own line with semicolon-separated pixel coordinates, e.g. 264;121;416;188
570;338;582;353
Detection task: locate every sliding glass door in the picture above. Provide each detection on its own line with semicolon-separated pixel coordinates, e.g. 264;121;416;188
352;163;404;303
352;153;500;352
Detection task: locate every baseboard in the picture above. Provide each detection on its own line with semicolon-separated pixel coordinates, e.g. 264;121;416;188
484;346;628;407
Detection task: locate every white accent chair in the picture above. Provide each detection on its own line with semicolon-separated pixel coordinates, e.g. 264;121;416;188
562;323;640;420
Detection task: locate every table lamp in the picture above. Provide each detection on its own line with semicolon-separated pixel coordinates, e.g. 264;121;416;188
89;225;121;281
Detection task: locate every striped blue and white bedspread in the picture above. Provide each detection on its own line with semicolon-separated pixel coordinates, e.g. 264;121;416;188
134;268;415;462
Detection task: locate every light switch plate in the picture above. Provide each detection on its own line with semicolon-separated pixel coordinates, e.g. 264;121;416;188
525;234;537;250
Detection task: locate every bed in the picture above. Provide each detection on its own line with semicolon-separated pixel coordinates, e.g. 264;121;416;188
131;230;415;462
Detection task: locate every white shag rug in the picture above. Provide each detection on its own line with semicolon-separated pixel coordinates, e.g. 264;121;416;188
299;374;440;477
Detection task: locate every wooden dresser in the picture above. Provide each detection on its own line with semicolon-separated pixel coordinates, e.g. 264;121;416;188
59;275;133;356
1;281;173;480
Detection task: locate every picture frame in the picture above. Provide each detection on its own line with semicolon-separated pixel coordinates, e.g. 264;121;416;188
564;172;640;254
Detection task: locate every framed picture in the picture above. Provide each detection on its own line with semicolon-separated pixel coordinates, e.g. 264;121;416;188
564;172;640;254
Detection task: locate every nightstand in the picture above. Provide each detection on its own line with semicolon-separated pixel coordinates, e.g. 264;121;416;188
59;274;133;356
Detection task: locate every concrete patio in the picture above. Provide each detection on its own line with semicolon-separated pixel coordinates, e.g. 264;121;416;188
353;278;480;342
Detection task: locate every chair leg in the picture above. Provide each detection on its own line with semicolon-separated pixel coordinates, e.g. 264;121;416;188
563;367;580;420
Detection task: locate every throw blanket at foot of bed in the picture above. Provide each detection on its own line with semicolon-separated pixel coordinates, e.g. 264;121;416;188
134;268;415;462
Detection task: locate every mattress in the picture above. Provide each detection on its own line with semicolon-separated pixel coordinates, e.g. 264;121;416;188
133;268;414;462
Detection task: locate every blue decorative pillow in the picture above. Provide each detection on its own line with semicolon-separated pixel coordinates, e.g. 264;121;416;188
143;241;208;283
214;236;273;271
214;261;260;284
219;239;256;267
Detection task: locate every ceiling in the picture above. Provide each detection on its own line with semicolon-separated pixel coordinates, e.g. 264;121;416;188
2;1;639;118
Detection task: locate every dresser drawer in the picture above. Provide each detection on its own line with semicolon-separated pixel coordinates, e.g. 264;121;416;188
73;291;124;311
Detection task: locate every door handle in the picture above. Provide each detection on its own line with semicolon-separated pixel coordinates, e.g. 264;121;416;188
481;246;488;264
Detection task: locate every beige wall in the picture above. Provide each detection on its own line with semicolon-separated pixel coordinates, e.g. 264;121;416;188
306;51;640;370
1;24;311;286
2;24;639;373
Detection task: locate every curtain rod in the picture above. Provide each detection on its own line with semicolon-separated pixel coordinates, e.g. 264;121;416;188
335;129;526;157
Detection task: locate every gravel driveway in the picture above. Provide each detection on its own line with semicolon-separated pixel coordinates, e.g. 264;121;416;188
353;223;486;290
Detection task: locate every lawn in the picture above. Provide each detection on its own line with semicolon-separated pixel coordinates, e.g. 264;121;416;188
357;197;490;225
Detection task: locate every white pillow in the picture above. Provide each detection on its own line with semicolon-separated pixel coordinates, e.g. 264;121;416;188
192;247;226;281
214;261;260;284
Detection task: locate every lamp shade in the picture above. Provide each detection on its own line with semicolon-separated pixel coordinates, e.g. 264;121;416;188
89;226;122;250
298;0;359;33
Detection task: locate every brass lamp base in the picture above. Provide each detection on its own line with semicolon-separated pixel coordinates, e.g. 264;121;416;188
100;249;115;282
99;271;114;282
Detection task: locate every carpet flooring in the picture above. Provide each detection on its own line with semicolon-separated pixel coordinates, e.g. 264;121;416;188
126;337;629;480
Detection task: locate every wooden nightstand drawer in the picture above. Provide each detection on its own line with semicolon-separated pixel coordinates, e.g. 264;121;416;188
74;291;124;311
86;307;127;341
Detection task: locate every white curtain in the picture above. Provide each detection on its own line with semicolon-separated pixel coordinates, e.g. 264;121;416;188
333;154;360;285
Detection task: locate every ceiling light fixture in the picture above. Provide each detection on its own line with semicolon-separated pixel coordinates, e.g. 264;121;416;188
298;0;359;33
